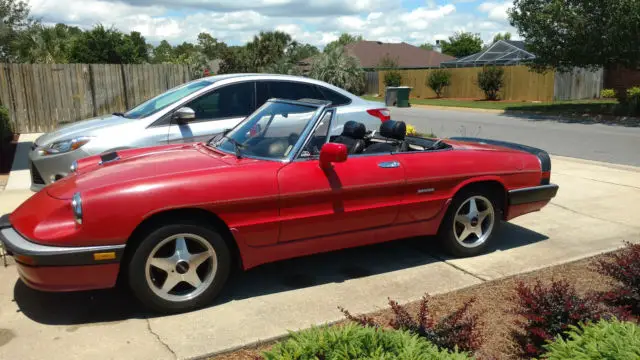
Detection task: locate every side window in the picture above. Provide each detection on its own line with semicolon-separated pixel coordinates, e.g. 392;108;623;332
301;110;333;158
256;81;324;105
316;86;351;106
184;81;255;120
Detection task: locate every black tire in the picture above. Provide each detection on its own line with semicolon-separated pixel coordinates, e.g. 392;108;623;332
127;223;231;314
439;188;503;257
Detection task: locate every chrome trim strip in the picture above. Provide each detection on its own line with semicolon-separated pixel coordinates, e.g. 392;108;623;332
0;228;125;256
417;188;435;194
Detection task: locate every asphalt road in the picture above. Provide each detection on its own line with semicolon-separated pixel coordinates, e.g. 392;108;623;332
392;107;640;166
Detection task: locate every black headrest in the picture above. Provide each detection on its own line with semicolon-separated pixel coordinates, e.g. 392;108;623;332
341;121;366;140
379;120;406;141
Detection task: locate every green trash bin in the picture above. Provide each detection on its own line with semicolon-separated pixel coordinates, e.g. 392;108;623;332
395;86;412;107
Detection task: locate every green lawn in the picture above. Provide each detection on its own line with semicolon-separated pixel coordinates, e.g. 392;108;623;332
362;95;619;116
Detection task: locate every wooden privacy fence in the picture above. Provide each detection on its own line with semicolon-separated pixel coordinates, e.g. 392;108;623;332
364;71;379;95
378;65;604;102
0;63;193;133
379;66;556;101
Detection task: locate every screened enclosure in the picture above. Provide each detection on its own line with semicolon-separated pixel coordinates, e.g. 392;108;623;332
440;40;536;68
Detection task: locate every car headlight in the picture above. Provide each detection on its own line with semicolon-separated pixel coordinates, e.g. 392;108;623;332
71;192;83;225
40;137;92;156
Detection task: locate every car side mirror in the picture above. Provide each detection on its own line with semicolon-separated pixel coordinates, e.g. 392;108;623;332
319;143;347;167
173;107;196;124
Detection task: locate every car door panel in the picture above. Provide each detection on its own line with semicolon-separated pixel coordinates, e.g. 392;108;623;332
394;151;469;229
277;155;405;243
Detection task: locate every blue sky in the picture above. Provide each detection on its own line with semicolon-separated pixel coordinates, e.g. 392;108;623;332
29;0;518;47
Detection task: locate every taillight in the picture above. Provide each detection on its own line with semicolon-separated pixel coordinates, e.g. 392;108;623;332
367;108;391;122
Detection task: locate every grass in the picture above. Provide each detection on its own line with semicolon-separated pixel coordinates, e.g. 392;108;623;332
362;95;620;116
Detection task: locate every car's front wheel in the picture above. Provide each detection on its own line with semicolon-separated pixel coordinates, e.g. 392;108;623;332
128;223;231;313
439;190;502;257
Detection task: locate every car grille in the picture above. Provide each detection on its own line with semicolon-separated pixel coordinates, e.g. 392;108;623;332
31;163;45;185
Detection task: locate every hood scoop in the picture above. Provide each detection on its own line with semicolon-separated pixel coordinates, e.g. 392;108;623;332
99;151;120;165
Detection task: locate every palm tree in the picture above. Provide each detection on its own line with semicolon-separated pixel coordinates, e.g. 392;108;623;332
309;47;365;94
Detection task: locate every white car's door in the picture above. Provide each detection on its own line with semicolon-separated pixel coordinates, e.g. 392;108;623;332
167;81;256;144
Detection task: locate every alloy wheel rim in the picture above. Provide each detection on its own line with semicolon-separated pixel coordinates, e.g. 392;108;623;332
453;195;495;248
145;233;217;302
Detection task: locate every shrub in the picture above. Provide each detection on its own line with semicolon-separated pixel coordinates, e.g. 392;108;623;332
600;88;616;99
427;69;452;98
0;106;12;163
510;280;604;358
340;294;482;353
384;70;402;87
542;319;640;360
626;86;640;116
593;241;640;317
262;323;473;360
476;66;504;100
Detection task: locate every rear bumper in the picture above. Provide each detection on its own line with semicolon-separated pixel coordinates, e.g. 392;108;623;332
0;214;123;292
506;184;559;220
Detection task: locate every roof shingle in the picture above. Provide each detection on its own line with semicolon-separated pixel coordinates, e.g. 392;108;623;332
343;41;455;68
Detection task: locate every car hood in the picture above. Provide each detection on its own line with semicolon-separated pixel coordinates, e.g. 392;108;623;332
35;114;134;146
46;144;230;199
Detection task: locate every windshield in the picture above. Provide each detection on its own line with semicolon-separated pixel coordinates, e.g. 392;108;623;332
124;80;212;119
212;101;319;160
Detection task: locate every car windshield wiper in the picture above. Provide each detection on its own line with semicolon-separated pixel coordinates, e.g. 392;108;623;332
214;135;245;159
112;112;127;118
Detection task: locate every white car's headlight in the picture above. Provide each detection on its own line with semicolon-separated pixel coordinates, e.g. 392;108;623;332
40;137;92;156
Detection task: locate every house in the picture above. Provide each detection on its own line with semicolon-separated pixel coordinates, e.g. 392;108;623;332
298;40;455;72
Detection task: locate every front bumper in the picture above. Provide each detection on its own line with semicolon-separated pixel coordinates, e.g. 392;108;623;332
0;214;124;291
28;147;90;191
506;184;559;220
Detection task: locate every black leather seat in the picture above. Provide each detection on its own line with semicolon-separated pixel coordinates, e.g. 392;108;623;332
364;120;408;153
333;121;367;154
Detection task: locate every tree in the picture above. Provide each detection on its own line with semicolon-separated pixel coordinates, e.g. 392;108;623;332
492;32;512;43
245;31;292;71
309;47;364;95
197;32;226;60
0;0;32;61
68;25;147;64
377;54;399;69
427;69;452;98
419;43;435;51
218;46;252;74
440;32;483;58
152;40;173;63
285;41;319;63
324;33;363;54
125;31;149;63
508;0;640;71
14;23;81;63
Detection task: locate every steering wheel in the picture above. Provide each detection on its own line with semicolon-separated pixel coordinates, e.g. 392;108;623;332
428;139;443;150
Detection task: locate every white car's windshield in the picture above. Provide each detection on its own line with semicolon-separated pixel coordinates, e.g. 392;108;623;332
212;101;319;160
124;80;212;119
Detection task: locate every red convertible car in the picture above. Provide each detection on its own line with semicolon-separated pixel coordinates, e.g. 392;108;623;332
0;98;558;313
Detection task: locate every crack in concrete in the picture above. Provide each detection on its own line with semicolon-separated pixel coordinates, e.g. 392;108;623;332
549;202;640;229
430;253;489;282
553;172;640;190
146;318;177;359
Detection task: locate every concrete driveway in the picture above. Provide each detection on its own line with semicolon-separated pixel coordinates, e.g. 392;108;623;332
1;139;639;359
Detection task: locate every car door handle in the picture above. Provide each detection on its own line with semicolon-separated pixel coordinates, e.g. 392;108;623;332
378;161;400;168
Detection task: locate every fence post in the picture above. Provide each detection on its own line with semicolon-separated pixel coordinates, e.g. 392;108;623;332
120;64;129;110
88;65;97;117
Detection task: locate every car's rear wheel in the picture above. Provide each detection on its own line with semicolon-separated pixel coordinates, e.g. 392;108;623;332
439;189;502;257
128;223;231;313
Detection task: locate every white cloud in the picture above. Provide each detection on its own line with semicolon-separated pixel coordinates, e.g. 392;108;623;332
27;0;519;47
478;1;512;22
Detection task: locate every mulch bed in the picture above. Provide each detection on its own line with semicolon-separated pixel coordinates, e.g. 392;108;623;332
213;253;615;360
0;133;19;175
